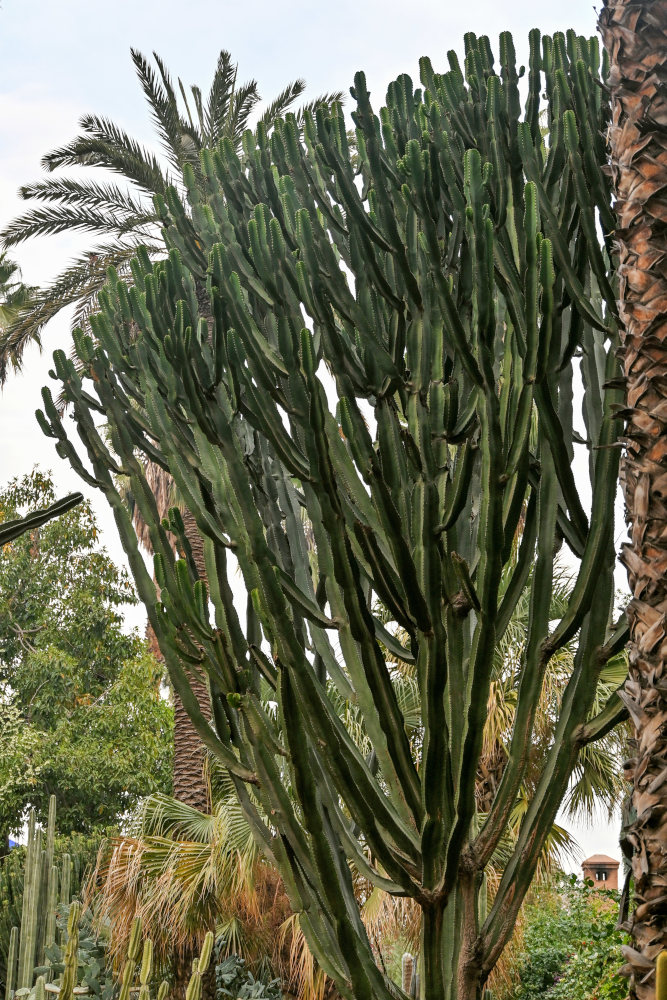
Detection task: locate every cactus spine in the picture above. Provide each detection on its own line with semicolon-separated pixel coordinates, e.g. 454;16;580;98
41;28;624;1000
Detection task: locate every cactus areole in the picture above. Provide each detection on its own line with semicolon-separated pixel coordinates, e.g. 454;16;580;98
40;31;626;1000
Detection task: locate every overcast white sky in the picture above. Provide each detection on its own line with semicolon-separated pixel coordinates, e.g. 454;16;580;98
0;0;623;867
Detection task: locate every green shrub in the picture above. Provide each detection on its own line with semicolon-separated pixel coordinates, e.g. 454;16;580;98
508;875;627;1000
215;953;282;1000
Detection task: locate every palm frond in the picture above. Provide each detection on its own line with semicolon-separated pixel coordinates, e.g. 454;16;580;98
0;253;35;331
2;204;156;246
19;177;149;219
189;86;207;142
206;51;236;142
565;736;626;821
43;116;169;195
131;50;190;170
255;79;306;132
294;91;346;124
0;242;161;384
226;81;261;147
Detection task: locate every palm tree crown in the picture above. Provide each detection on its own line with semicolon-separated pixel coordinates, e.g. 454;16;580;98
0;49;342;379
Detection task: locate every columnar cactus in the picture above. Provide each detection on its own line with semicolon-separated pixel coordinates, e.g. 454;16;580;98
5;928;18;1000
40;30;624;1000
6;799;75;999
16;799;56;991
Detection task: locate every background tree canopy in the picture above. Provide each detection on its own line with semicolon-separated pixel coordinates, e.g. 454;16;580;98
0;470;173;846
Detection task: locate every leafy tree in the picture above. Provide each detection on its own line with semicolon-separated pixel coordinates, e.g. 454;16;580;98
505;876;627;1000
0;470;173;846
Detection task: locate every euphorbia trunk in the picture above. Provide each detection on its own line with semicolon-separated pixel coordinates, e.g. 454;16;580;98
599;2;667;995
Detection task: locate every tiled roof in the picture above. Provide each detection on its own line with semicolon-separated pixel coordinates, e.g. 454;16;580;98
582;854;620;866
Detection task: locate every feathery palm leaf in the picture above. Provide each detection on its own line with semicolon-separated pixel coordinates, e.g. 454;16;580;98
0;253;34;326
42;115;170;194
0;50;343;381
206;51;239;139
255;80;307;132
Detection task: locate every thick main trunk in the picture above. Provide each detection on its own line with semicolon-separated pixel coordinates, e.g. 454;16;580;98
174;509;212;811
420;879;486;1000
599;3;667;995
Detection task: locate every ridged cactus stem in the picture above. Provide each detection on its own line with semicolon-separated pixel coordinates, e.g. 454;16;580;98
658;952;667;1000
59;902;81;1000
60;854;71;905
5;926;19;1000
184;933;213;1000
17;811;41;990
36;803;55;968
44;864;59;975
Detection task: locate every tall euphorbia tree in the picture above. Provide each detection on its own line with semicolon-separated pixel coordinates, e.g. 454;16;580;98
40;31;627;1000
599;3;667;997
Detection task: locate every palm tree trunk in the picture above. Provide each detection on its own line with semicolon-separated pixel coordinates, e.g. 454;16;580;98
172;508;211;813
599;3;667;995
143;492;211;814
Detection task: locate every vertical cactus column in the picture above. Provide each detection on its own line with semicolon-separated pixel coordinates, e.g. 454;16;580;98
8;798;73;997
17;812;42;990
4;927;18;1000
16;798;58;990
58;902;80;1000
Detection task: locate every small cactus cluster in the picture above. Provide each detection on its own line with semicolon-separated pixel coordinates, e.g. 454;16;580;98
21;912;212;1000
40;28;624;1000
5;798;73;1000
116;919;212;1000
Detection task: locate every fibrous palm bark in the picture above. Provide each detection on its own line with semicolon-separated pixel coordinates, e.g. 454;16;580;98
599;3;667;995
173;509;211;813
143;491;211;813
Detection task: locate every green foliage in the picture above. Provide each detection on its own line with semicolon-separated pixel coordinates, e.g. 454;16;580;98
40;28;624;1000
214;954;282;1000
507;876;626;1000
0;255;35;383
0;470;173;842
